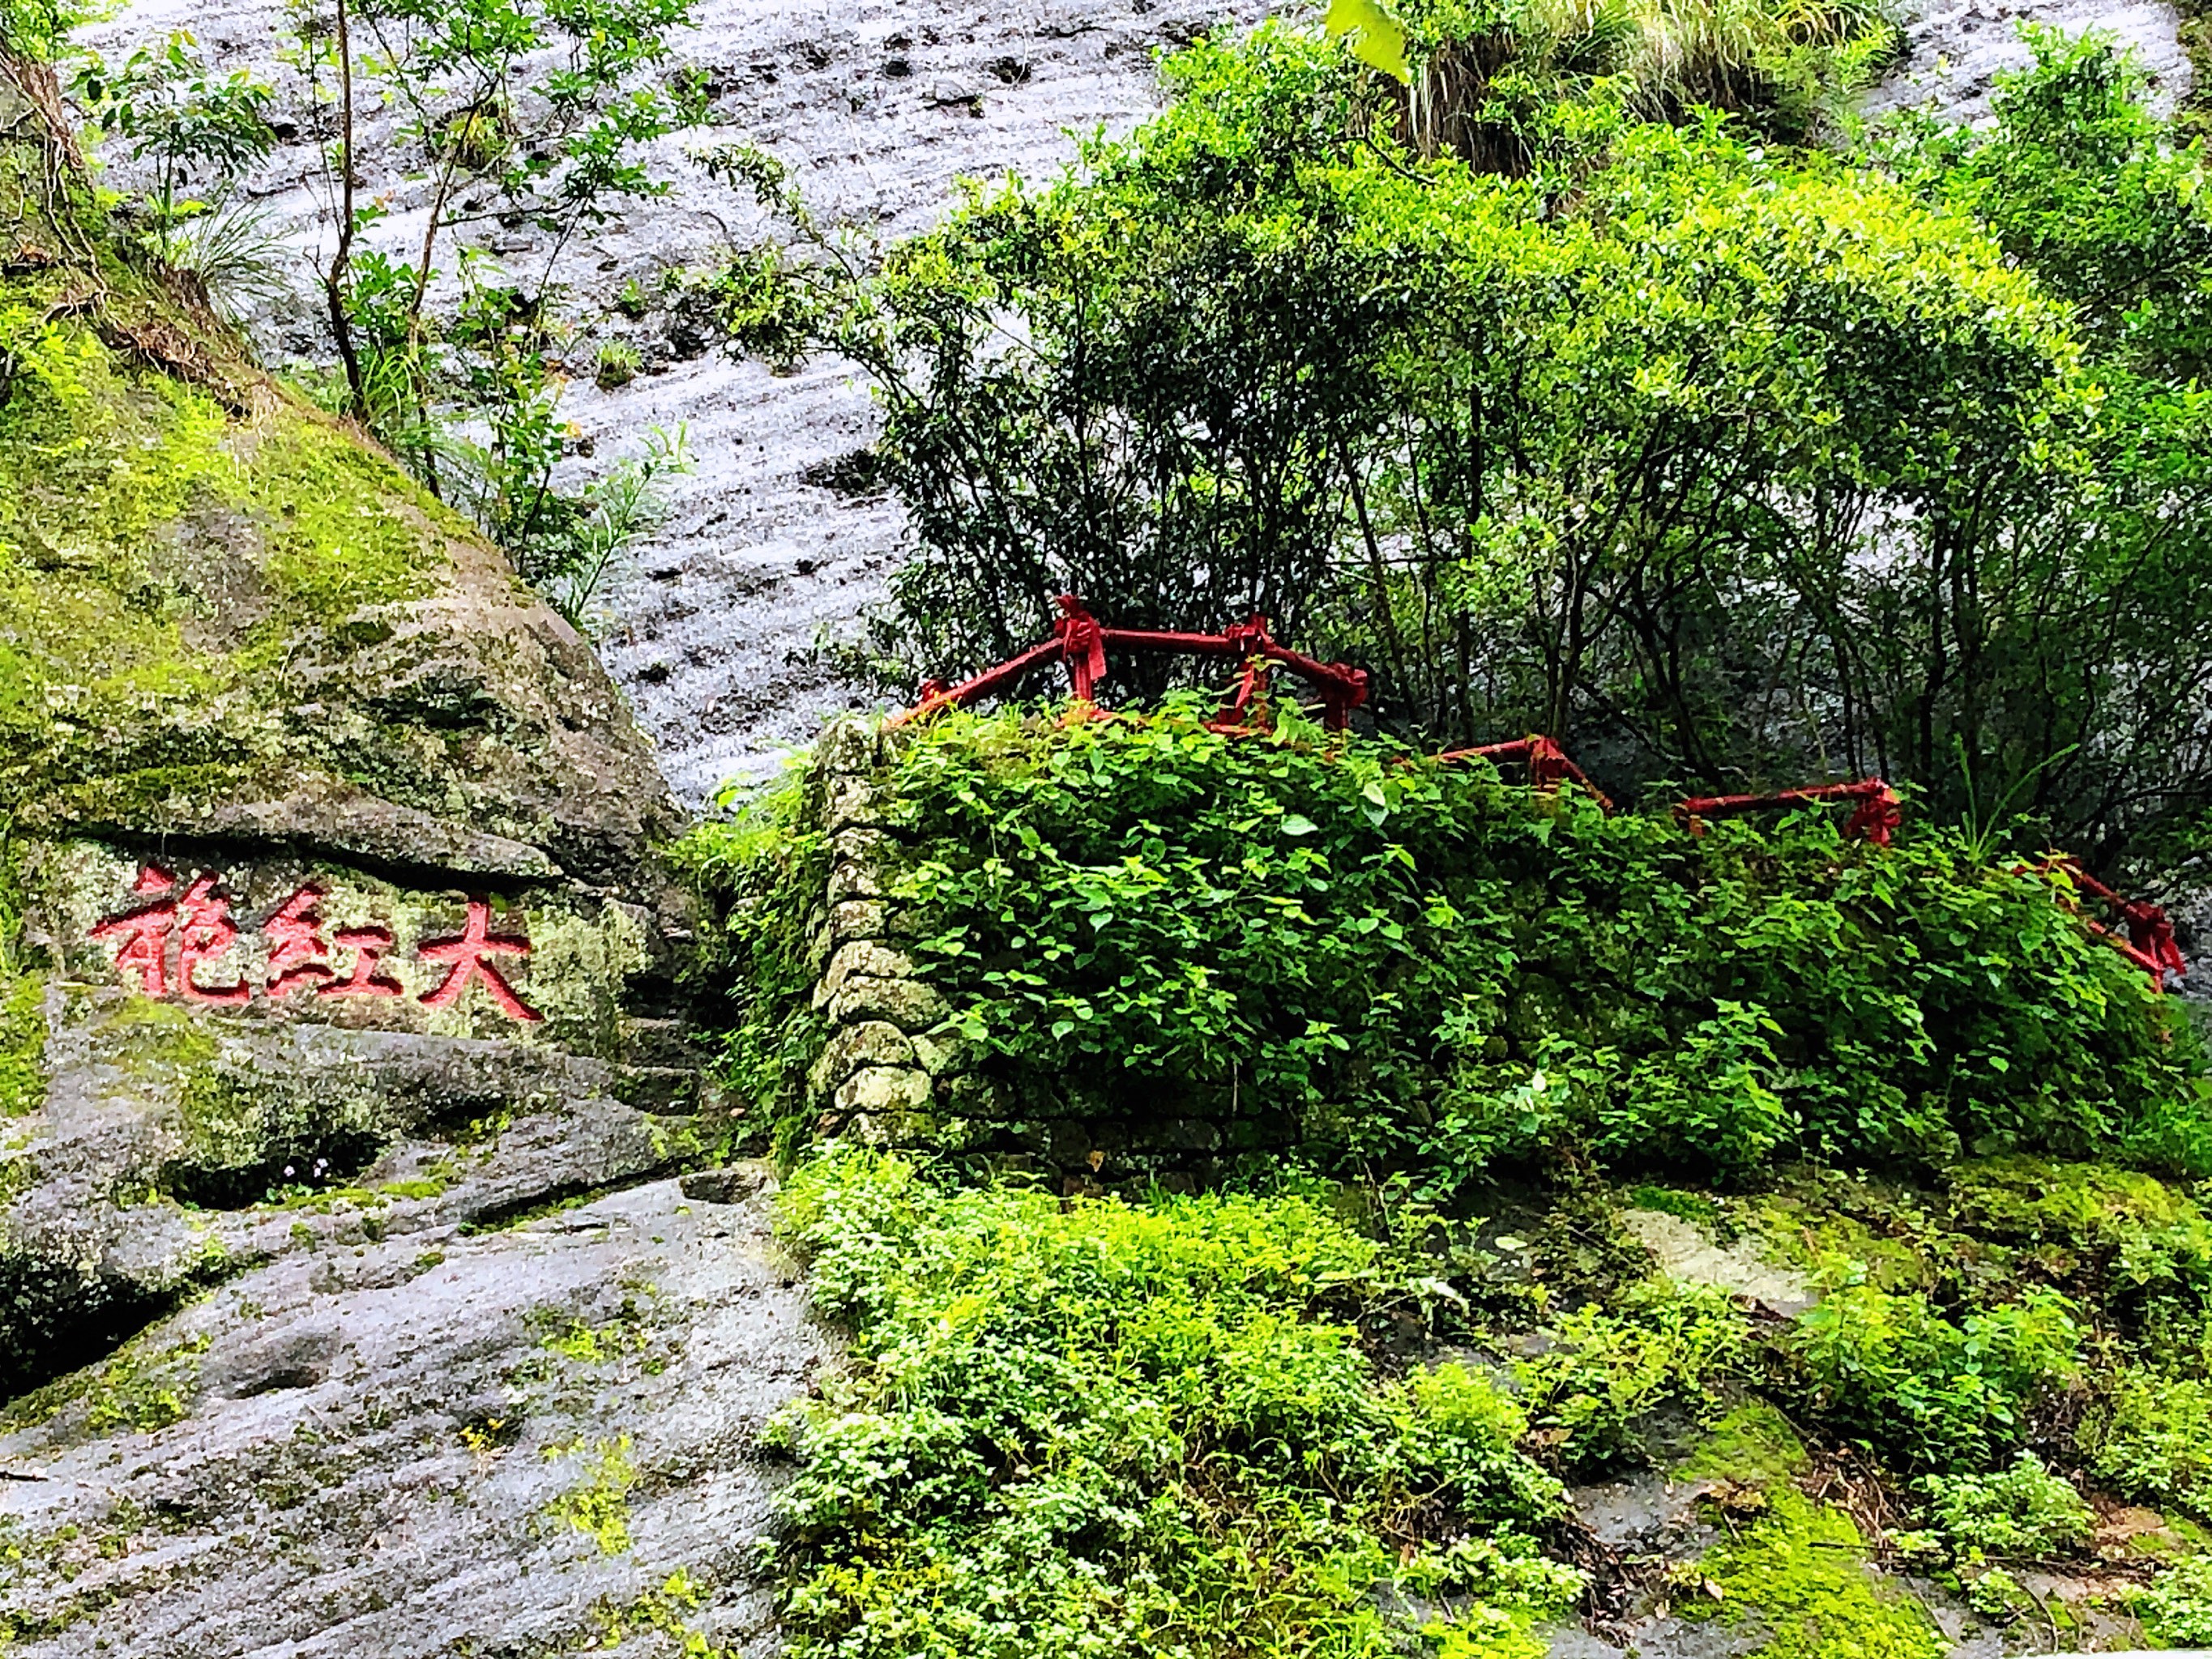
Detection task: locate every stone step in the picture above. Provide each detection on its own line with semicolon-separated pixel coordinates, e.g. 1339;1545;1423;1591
617;1014;706;1070
611;1064;702;1115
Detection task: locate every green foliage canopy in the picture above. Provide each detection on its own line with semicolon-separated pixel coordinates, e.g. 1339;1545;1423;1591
716;25;2212;868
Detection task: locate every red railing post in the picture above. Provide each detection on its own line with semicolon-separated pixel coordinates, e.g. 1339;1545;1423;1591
1053;595;1108;704
1674;778;1902;847
890;597;1370;731
1432;736;1614;811
2031;855;2186;988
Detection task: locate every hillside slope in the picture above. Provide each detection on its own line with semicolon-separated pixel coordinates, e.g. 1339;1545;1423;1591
683;707;2212;1657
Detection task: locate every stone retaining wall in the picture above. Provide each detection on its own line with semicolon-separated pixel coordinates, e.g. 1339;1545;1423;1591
796;720;1296;1189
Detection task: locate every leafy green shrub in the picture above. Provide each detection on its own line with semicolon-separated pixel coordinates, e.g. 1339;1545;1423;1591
2082;1363;2212;1518
1396;1360;1569;1525
1914;1452;2093;1562
70;32;275;235
0;0;88;58
719;23;2212;867
1881;26;2212;386
855;705;2210;1186
1787;1284;2082;1471
510;422;692;630
673;770;830;1154
2134;1553;2212;1645
1383;0;1898;156
1512;1282;1747;1474
769;1146;1574;1659
1963;1564;2030;1619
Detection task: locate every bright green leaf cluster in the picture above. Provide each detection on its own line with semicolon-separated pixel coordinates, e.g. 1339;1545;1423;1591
873;704;2210;1186
770;1146;1579;1659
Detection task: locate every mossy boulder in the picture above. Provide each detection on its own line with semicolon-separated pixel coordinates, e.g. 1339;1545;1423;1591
0;142;673;883
0;66;711;1447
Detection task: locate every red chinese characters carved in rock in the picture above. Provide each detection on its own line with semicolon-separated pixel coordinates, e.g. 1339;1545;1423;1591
175;872;251;1004
88;864;181;997
417;898;541;1024
262;884;406;1001
88;865;248;1004
90;868;540;1022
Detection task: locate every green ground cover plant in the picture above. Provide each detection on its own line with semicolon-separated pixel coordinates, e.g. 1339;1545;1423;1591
763;1145;2190;1657
1911;1452;2095;1562
769;1145;1582;1659
1786;1285;2082;1470
2136;1552;2212;1644
1511;1282;1745;1473
2084;1355;2212;1520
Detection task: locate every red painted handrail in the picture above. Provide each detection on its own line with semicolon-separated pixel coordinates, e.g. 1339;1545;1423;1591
1436;736;1614;812
2028;855;2186;989
890;595;1373;731
1676;778;1904;847
886;611;2184;986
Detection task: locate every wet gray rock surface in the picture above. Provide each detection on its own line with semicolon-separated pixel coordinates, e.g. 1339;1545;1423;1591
2;1134;821;1657
0;841;827;1657
1865;0;2188;123
1620;1209;1813;1317
83;0;1272;804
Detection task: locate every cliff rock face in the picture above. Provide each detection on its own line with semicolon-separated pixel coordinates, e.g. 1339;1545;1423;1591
0;72;817;1657
80;0;1276;803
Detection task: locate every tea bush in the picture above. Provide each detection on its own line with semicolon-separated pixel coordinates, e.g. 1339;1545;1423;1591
860;704;2210;1188
1511;1282;1746;1475
768;1146;1578;1659
2084;1363;2212;1518
716;23;2212;868
2135;1554;2212;1645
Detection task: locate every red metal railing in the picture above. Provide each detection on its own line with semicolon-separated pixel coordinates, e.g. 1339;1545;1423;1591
1435;735;1614;812
1676;778;1904;848
890;595;1372;732
889;602;2184;986
2031;855;2186;987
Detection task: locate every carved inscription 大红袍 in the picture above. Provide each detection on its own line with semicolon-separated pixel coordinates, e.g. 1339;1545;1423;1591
89;865;544;1022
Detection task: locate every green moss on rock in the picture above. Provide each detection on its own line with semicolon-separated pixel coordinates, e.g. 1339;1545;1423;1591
1953;1156;2212;1260
0;967;42;1119
1674;1401;1812;1488
1689;1487;1945;1659
0;130;673;879
80;1329;210;1435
